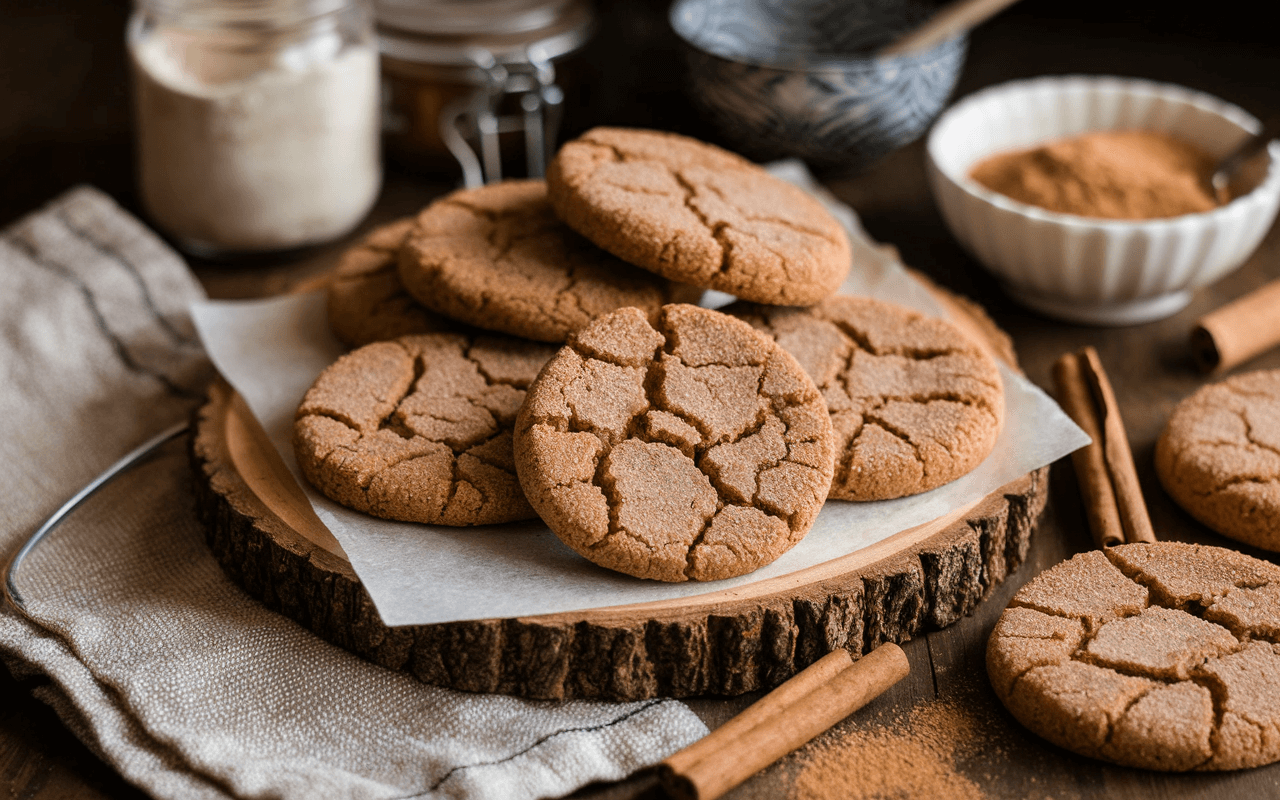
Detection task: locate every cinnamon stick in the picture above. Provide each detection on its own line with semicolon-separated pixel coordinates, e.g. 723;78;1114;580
1052;348;1156;547
662;648;854;779
660;643;909;800
1191;279;1280;374
1053;354;1125;549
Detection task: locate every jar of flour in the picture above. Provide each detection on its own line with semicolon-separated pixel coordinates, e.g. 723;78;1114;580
128;0;381;256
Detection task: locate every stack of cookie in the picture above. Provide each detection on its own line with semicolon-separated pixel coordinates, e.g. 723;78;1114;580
297;127;1005;583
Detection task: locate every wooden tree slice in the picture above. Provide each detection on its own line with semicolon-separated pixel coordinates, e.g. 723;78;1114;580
189;283;1048;701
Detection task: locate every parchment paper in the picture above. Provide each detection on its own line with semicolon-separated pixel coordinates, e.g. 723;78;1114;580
191;164;1089;627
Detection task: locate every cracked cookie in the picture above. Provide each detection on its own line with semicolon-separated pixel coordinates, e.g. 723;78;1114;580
398;179;695;344
327;218;456;348
987;542;1280;771
728;295;1004;501
1156;369;1280;551
513;304;836;582
546;127;851;306
294;332;556;525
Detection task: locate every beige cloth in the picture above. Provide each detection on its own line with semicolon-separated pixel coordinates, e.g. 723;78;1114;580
0;187;706;800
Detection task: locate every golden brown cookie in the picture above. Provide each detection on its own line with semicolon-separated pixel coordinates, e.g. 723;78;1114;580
513;304;836;582
1156;369;1280;551
398;180;695;343
729;295;1004;501
546;127;851;306
987;542;1280;771
326;218;456;348
294;332;556;525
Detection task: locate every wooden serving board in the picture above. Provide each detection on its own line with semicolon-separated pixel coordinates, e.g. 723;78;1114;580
188;282;1047;702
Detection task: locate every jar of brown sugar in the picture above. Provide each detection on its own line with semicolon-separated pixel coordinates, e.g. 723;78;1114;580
375;0;594;184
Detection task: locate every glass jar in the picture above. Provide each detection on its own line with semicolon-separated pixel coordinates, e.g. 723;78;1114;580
376;0;593;184
128;0;381;257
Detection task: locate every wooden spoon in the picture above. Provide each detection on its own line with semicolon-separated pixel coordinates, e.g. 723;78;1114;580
1209;114;1280;205
878;0;1024;57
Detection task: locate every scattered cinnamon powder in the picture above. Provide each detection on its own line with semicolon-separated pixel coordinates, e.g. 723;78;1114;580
968;130;1218;220
789;699;988;800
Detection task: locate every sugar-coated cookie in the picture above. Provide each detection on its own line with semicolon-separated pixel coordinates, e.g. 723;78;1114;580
326;218;455;348
398;179;695;343
546;128;851;306
294;333;556;525
729;295;1004;501
988;542;1280;771
514;304;836;582
1156;369;1280;551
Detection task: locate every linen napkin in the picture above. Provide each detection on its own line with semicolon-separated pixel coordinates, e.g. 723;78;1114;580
0;186;707;800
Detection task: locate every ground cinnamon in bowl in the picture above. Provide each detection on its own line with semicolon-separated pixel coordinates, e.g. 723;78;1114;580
968;130;1219;220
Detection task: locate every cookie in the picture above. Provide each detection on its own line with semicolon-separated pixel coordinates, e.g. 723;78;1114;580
326;218;455;348
398;180;696;344
1156;369;1280;551
729;295;1004;501
987;542;1280;771
294;332;556;525
546;127;851;306
513;304;836;582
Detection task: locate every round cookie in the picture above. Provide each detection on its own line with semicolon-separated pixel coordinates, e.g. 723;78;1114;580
987;542;1280;771
1156;369;1280;551
398;179;695;343
294;332;557;525
729;295;1004;501
514;304;836;582
326;218;456;348
546;127;851;306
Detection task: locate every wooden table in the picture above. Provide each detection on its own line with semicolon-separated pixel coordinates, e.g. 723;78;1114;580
4;0;1280;797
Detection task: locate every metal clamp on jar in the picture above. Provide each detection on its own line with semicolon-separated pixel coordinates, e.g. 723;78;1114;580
376;0;594;186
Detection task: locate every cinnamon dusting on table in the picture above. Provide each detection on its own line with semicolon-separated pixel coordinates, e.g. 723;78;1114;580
789;699;989;800
969;130;1218;219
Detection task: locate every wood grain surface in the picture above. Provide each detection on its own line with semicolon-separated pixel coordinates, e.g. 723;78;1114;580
5;0;1280;797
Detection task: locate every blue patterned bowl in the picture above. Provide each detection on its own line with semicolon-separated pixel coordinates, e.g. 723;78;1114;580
670;0;967;173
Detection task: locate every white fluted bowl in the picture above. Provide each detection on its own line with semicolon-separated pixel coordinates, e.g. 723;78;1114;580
925;76;1280;325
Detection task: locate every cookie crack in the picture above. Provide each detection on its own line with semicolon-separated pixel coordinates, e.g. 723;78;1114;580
1007;597;1142;633
1003;664;1043;701
1195;473;1280;497
858;413;933;473
1188;669;1238;763
321;443;437;492
378;415;416;440
826;318;956;360
672;171;731;274
1099;548;1196;612
602;181;685;199
1102;685;1160;748
410;407;498;453
303;408;361;434
597;141;634;165
700;181;842;245
464;345;533;389
558;264;591;327
485;221;561;266
462;435;517;474
1242;415;1280;461
1221;384;1280;402
441;452;466;511
682;509;719;580
859;389;1000;417
439;197;526;223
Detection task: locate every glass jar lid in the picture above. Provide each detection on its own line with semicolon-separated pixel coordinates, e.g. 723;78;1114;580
376;0;593;66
